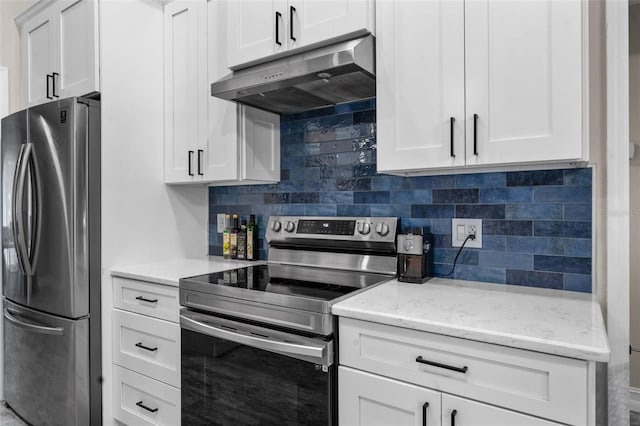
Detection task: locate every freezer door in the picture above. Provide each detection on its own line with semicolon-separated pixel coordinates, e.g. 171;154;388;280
3;298;89;426
26;98;90;318
1;110;29;306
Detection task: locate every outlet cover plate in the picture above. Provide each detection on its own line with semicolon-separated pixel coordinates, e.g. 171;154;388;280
452;218;482;248
216;214;226;233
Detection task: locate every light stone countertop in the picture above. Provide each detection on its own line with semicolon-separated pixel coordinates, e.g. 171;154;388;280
110;256;265;286
332;277;610;362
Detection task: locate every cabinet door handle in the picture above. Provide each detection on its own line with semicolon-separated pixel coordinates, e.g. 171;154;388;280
46;74;53;99
135;342;158;352
52;72;59;98
473;113;479;156
450;117;455;158
290;6;296;41
275;11;282;46
197;149;203;175
422;402;429;426
415;356;468;374
135;295;158;304
136;401;158;413
188;150;194;176
451;409;458;426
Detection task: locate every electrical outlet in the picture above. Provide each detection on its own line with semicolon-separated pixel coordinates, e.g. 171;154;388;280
216;213;226;233
452;218;482;248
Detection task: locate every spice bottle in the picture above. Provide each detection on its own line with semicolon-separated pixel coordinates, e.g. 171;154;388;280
222;214;231;259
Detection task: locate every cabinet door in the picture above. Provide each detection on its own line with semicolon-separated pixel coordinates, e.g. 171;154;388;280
55;0;99;98
21;10;56;107
376;0;465;173
164;0;205;183
240;106;280;182
288;0;373;49
465;0;583;167
339;366;441;426
227;0;287;68
441;395;561;426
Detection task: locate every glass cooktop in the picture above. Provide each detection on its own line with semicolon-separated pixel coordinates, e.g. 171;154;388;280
181;263;392;305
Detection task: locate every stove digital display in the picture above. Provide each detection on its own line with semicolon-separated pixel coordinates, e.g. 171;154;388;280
296;219;356;235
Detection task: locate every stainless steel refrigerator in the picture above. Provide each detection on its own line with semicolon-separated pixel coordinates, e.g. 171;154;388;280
1;97;101;425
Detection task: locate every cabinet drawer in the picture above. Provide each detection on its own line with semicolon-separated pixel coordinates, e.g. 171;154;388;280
339;318;587;426
113;309;180;388
113;365;180;426
113;277;179;322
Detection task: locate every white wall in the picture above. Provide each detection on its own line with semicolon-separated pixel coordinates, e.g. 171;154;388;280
99;0;208;423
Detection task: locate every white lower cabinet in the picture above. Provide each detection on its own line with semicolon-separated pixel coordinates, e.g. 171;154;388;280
112;277;181;426
339;318;594;426
339;367;560;426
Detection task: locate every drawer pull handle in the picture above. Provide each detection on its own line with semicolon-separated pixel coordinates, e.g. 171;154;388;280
136;400;158;413
415;356;468;374
135;296;158;304
135;342;158;352
422;402;429;426
451;409;458;426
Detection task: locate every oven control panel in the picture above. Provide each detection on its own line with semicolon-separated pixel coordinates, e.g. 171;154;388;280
265;216;398;244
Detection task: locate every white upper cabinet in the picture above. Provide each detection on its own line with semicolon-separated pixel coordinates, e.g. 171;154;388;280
19;0;99;107
377;0;585;174
376;0;465;172
227;0;374;68
164;0;280;185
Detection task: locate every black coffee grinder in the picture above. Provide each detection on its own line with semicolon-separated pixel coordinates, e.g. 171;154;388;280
397;227;433;283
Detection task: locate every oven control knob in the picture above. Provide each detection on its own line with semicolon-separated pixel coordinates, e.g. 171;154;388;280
284;221;296;233
375;222;390;236
271;220;282;232
357;222;371;235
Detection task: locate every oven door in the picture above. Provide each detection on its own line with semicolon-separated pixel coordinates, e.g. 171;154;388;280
180;309;336;426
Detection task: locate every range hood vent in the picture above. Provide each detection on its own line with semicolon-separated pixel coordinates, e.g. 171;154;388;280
211;35;375;114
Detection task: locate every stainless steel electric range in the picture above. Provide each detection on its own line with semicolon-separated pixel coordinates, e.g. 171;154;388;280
179;216;399;426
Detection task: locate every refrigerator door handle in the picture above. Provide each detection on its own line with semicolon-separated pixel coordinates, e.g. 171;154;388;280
3;308;65;336
12;144;30;275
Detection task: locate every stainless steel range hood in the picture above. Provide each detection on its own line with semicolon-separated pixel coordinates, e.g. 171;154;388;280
211;35;375;114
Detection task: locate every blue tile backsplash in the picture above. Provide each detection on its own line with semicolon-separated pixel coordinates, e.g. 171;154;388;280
209;100;593;292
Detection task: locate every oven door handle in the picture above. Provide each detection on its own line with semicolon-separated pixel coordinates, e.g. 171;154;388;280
180;314;325;359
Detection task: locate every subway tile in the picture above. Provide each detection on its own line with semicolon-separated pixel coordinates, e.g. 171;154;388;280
432;189;479;204
563;273;592;293
505;204;563;220
319;139;354;154
455;172;506;188
455;204;505;219
434;248;479;265
305;113;353;131
354;110;376;124
563;168;592;186
353;164;377;177
304;204;337;216
505;236;565;255
411;205;455;218
478;251;533;270
304;143;320;155
305;154;337;167
335;178;356;191
355;178;371;191
237;193;265;204
401;218;433;232
534;186;591;203
264;193;290;204
280;169;290;181
453;265;506;284
506;270;563;289
336;152;361;166
370;204;411;217
483;220;532;236
564;238;592;257
371;175;405;190
479;187;532;204
335;99;375;114
506;170;564;186
354;191;390;204
433;233;453;249
269;204;306;215
391;190;432;204
402;175;456;190
534;255;591;275
337;204;370;216
482;235;506;251
534;221;591;238
320;191;353;204
305;128;337;143
290;192;319;204
431;219;451;235
564;203;592;221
